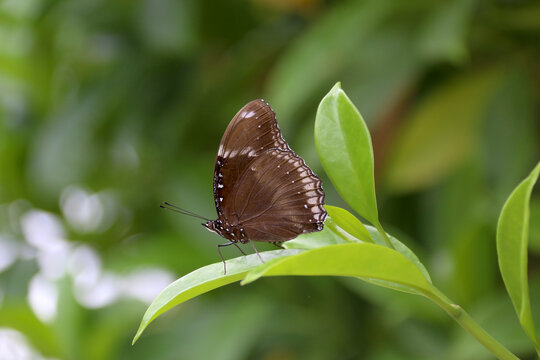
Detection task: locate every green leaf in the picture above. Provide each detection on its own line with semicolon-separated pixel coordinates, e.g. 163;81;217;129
325;205;373;243
530;199;540;253
265;0;400;125
383;69;500;193
315;83;379;227
417;0;474;64
132;249;301;344
497;161;540;350
241;243;433;298
283;222;346;250
366;226;432;283
285;209;431;293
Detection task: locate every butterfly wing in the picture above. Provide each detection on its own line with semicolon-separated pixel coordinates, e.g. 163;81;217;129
213;100;289;218
213;99;326;242
231;149;326;242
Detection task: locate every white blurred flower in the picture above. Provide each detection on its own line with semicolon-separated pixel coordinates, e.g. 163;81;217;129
15;202;173;314
21;210;70;280
21;210;66;251
60;186;104;233
122;268;174;304
0;327;57;360
67;245;101;289
74;272;121;309
36;243;70;281
27;274;58;323
60;186;119;234
0;235;18;273
0;328;35;360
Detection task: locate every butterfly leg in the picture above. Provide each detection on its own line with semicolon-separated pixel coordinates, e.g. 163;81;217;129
232;242;247;256
271;241;284;249
249;240;265;264
217;241;236;275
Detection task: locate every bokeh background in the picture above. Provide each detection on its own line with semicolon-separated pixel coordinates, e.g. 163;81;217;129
1;0;539;359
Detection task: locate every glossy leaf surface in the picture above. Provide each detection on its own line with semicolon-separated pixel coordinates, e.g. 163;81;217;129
242;243;432;296
315;83;379;226
497;162;540;349
132;249;301;344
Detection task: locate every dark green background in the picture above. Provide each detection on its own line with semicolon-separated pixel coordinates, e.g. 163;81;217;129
0;0;539;359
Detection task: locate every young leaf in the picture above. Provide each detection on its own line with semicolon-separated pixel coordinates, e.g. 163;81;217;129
325;205;373;243
283;224;345;250
315;83;379;227
497;161;540;350
132;249;301;344
241;243;432;297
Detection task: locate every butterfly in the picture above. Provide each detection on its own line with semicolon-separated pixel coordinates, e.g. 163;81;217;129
162;99;327;273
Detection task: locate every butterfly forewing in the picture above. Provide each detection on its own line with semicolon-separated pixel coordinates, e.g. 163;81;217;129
217;99;289;158
212;99;326;243
213;100;289;218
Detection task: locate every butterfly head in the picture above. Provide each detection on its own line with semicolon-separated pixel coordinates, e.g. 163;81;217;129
203;220;222;237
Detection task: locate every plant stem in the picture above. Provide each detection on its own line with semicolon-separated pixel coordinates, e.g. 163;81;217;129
375;222;394;249
425;285;520;360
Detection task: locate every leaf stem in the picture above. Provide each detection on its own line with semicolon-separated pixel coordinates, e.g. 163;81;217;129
425;285;519;360
375;222;394;249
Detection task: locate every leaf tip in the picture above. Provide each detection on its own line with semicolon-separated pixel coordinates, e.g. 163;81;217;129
240;273;259;286
132;325;145;345
330;82;342;94
532;161;540;177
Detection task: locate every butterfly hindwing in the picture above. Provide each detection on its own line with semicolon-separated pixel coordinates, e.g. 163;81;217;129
212;99;326;243
233;149;326;242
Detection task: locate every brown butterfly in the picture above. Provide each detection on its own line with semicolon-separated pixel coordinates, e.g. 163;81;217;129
162;100;326;273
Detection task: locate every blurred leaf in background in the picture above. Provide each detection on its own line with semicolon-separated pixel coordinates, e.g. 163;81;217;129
0;0;539;359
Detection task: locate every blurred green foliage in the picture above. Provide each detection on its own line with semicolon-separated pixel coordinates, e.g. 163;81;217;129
0;0;539;359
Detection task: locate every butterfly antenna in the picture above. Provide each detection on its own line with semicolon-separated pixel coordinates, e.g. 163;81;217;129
160;202;210;221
